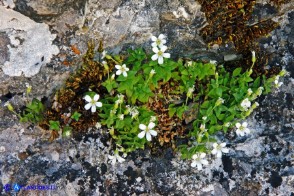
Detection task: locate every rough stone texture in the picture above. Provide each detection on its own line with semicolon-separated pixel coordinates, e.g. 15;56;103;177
0;0;293;195
0;6;59;77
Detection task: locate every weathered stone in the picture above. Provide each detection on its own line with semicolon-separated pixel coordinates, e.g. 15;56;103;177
0;6;59;77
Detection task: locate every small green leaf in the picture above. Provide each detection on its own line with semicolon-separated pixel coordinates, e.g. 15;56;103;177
71;111;82;121
49;121;60;131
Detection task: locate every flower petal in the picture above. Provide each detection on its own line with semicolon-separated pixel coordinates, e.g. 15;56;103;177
123;71;128;77
146;132;152;141
158;56;164;64
163;53;170;58
116;70;122;75
138;131;146;139
213;143;218;148
151;36;157;41
217;151;222;158
85;103;92;110
139;124;146;130
115;65;121;69
197;163;203;170
158;34;165;40
151;54;158;61
191;161;197;167
236;123;241;128
242;122;248;127
91;105;96;113
160;45;167;52
192;154;198;160
151;43;157;48
84;95;92;102
93;94;100;101
148;122;155;129
149;129;157;136
152;47;159;53
200;153;206;158
201;159;209;165
96;102;102;107
220;143;226;147
117;156;125;163
222;148;229;153
211;149;217;155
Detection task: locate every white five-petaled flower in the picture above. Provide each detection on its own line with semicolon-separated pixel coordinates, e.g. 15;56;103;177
211;143;229;158
151;34;166;48
202;116;207;121
115;64;129;77
235;122;250;136
108;151;125;165
240;98;251;111
191;153;209;170
84;94;102;113
151;46;170;64
138;122;157;141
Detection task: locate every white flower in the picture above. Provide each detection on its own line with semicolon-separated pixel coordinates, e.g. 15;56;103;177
118;114;124;120
211;143;229;158
215;97;224;106
151;46;170;64
191;153;209;170
235;122;250;136
274;80;283;88
240;98;251;111
115;64;129;77
202;116;207;121
138;122;157;141
151;34;166;48
108;152;125;165
84;94;102;113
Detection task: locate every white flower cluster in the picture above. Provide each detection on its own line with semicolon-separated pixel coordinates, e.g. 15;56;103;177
191;142;229;170
125;105;139;119
151;34;170;64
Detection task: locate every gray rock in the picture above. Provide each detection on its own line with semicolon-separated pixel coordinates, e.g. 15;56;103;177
0;6;59;77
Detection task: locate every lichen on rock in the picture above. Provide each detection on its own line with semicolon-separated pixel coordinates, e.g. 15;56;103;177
0;6;59;77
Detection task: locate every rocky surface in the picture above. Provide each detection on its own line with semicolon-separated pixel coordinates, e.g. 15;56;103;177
0;0;293;195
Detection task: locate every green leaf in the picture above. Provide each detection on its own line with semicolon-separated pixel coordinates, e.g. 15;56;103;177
71;111;82;121
233;68;242;77
49;121;60;131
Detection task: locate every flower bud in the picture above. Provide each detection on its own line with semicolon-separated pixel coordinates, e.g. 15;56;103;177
5;102;14;112
251;51;256;63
